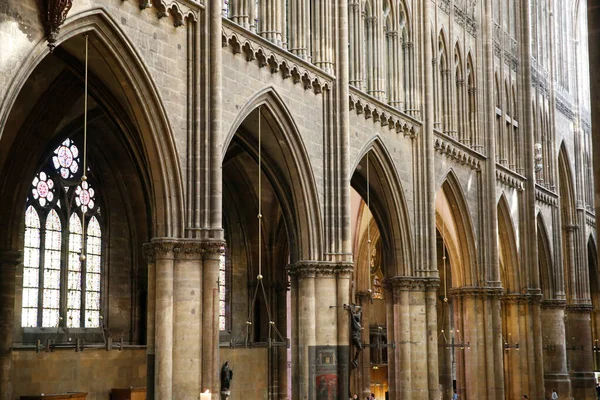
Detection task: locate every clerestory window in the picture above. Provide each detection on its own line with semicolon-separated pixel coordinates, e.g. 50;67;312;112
22;138;102;329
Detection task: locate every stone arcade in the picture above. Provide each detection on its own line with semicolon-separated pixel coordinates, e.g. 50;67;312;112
0;0;598;399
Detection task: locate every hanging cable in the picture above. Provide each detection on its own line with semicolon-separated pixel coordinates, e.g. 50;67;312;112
258;106;262;280
80;34;89;263
367;153;371;292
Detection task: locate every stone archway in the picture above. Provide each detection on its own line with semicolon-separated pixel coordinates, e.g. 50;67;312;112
0;10;185;400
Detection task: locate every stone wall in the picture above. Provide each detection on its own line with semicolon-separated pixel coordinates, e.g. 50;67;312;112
11;348;146;400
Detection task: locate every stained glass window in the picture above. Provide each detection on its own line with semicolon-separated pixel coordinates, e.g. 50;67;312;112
85;216;101;328
52;138;80;179
21;137;103;329
218;248;226;331
67;214;82;328
43;209;61;327
22;206;40;327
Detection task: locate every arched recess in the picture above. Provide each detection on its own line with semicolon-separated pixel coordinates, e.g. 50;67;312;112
0;9;184;241
497;195;520;293
537;215;555;300
223;87;322;262
435;170;478;287
350;136;413;277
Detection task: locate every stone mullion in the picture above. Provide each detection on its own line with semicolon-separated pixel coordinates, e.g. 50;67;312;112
142;244;156;400
172;241;203;400
287;0;309;59
152;239;176;400
0;250;20;400
540;300;571;399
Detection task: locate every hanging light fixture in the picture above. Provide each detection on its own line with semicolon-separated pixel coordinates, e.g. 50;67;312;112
80;34;89;263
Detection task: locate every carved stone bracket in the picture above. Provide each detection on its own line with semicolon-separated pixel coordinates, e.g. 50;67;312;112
40;0;73;51
286;261;354;278
496;169;525;191
139;0;199;27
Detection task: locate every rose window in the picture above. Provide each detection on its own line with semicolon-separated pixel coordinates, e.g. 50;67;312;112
31;172;55;207
75;181;95;213
52;138;80;179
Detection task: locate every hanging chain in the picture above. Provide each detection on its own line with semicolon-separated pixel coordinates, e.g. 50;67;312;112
258;106;262;279
80;34;89;263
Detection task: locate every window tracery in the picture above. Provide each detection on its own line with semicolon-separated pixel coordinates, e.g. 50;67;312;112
21;138;102;328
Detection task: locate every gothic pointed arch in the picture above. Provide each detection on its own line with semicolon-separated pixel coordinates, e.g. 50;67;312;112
497;194;520;292
0;9;184;240
222;87;322;262
436;170;477;287
350;136;413;276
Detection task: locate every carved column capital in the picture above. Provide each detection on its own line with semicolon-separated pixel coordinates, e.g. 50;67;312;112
40;0;73;51
383;276;439;292
286;261;353;278
149;238;179;260
449;286;504;298
541;299;567;309
174;240;205;260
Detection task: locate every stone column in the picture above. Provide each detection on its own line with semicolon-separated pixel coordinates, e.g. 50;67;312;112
425;280;440;400
152;239;176;400
259;0;285;46
566;304;595;400
386;30;401;109
172;241;203;400
0;250;20;400
541;300;571;398
230;0;251;29
142;244;157;400
202;242;224;397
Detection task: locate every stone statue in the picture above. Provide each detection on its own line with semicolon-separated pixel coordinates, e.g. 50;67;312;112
347;304;363;369
220;361;233;392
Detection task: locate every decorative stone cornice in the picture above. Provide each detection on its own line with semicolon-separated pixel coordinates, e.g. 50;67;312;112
541;299;567;309
349;89;420;139
383;276;440;292
40;0;73;51
286;261;354;278
555;93;575;121
144;238;225;261
434;137;482;170
222;20;332;95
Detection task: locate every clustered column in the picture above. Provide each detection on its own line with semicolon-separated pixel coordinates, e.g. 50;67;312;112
540;300;571;397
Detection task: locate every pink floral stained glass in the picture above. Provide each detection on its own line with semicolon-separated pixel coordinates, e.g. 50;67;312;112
52;138;80;179
31;172;55;207
75;181;95;213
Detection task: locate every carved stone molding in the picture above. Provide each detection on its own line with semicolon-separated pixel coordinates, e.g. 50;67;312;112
174;240;204;260
383;276;440;292
496;169;525;191
142;243;155;263
287;261;354;278
140;0;199;27
40;0;73;51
